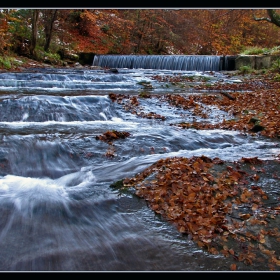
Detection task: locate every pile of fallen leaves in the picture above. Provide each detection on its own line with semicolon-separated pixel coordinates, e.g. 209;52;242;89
109;93;166;120
109;71;280;270
96;129;131;158
109;73;280;139
112;155;280;271
153;72;280;139
95;130;130;143
168;90;279;139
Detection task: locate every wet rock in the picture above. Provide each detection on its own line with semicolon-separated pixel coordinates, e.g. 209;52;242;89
251;124;265;132
105;68;119;73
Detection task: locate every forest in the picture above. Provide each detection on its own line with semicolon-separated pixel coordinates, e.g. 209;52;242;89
1;8;280;63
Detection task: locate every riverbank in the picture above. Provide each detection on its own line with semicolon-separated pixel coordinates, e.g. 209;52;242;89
0;55;85;72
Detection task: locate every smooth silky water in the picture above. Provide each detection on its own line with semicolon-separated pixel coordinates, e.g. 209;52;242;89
0;59;279;271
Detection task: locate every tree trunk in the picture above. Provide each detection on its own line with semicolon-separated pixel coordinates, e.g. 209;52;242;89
30;9;40;57
43;9;58;52
267;9;280;27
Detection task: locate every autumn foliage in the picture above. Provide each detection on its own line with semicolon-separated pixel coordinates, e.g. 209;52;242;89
1;9;280;56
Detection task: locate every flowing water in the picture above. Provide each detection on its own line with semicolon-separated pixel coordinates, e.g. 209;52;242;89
0;66;279;271
93;54;223;71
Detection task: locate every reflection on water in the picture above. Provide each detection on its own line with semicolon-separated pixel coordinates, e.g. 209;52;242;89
0;67;278;271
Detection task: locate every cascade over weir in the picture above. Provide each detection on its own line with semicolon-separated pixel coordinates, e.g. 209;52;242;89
92;55;236;71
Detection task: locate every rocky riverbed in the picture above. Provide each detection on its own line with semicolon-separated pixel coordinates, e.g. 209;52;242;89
0;56;279;271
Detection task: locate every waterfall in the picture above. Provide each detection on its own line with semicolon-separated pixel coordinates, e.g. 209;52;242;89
92;55;227;71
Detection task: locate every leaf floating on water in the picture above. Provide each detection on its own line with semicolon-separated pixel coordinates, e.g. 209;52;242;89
100;130;130;141
239;213;251;220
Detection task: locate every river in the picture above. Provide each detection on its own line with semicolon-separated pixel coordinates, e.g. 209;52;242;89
0;66;279;271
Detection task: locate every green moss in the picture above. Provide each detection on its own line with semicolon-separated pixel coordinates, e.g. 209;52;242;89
239;65;253;74
139;91;151;98
0;56;12;69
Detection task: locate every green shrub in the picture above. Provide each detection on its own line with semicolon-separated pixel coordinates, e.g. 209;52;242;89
35;47;62;65
270;46;280;55
273;73;280;81
239;65;253;74
0;56;12;69
241;46;269;55
240;45;280;56
271;58;280;72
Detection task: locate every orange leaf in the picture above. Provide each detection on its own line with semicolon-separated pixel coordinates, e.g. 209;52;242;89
272;256;280;266
229;248;235;255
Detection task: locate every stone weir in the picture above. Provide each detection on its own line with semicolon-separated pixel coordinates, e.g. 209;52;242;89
92;55;237;71
235;54;279;70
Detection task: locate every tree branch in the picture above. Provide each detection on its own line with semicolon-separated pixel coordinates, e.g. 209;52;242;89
253;15;271;22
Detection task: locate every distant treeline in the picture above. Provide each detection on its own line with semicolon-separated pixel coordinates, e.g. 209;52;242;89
1;9;280;59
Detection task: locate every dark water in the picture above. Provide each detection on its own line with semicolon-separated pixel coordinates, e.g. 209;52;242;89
0;67;279;271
